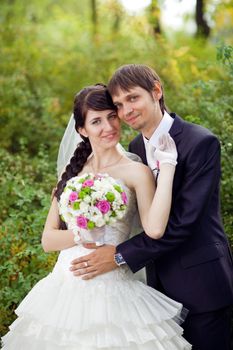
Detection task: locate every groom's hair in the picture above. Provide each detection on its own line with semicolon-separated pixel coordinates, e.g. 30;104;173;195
108;64;167;113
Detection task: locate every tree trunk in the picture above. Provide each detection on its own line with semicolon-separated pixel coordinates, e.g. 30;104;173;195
195;0;210;37
149;0;161;35
91;0;97;36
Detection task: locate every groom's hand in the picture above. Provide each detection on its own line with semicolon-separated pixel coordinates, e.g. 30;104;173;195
70;244;117;280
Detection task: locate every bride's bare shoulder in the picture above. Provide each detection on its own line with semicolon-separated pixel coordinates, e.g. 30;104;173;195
121;157;152;179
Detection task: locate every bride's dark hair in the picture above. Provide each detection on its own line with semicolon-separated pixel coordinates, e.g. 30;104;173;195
55;84;116;201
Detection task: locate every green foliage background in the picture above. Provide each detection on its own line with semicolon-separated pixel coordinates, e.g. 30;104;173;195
0;0;232;338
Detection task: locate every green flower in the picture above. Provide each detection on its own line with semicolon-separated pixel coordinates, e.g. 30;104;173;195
73;202;80;210
106;192;115;202
83;187;91;194
78;191;86;199
87;221;95;229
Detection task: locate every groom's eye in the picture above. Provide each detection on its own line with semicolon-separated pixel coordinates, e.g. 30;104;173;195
129;96;137;102
108;114;117;119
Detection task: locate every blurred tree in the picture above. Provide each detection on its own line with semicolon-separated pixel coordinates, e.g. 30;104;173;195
148;0;162;35
210;0;233;40
195;0;210;37
109;0;124;33
91;0;98;36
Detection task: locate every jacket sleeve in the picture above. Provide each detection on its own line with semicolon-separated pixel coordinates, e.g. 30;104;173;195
117;134;222;272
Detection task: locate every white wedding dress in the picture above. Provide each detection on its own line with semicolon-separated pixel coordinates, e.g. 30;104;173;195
2;183;192;349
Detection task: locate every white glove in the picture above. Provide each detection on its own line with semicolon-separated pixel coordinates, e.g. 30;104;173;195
154;134;177;166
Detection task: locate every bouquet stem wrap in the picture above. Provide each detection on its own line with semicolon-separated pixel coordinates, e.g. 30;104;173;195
80;226;106;246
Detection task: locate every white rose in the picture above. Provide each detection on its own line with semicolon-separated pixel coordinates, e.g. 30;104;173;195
114;191;121;201
116;210;125;219
91;192;102;201
93;180;102;190
90;207;101;216
95;216;105;227
80;202;89;212
84;195;91;203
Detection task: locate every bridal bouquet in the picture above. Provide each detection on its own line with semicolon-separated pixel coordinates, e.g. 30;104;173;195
58;173;128;243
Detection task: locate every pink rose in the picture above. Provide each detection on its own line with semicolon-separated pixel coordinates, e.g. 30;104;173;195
96;200;111;214
121;192;128;204
69;191;78;202
77;215;88;229
82;179;94;187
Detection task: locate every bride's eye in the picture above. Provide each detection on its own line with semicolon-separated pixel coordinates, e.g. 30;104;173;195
91;119;101;125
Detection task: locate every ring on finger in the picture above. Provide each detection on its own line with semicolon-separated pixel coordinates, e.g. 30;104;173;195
84;261;88;268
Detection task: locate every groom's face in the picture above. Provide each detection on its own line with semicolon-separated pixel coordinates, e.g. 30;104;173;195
111;86;161;135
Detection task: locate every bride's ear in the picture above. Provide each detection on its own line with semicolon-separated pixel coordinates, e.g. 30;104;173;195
78;127;88;138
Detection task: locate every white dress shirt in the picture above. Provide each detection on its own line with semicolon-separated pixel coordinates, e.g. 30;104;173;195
144;111;174;178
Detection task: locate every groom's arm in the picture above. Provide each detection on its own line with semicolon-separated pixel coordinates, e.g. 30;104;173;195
117;133;221;273
70;132;221;278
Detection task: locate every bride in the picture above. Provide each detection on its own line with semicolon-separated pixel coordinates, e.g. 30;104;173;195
2;84;191;349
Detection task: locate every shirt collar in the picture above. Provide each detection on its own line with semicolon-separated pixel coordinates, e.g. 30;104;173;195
143;111;174;148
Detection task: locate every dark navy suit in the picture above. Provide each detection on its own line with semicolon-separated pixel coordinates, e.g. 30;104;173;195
116;114;233;348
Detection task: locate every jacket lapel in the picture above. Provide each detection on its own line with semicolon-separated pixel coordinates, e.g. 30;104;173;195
135;134;148;165
169;113;184;141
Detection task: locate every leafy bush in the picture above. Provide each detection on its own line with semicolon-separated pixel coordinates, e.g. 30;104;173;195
171;44;233;248
0;144;57;336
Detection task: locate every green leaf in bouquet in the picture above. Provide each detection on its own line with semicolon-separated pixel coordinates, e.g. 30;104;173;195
67;186;76;192
114;185;123;193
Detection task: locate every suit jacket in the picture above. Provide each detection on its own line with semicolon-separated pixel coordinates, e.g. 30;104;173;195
117;113;233;314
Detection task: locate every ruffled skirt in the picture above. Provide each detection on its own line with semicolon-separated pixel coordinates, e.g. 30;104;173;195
2;246;192;349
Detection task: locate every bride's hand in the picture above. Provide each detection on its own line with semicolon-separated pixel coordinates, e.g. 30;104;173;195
154;134;177;166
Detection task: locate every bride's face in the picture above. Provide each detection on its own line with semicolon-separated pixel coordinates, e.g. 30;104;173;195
79;109;121;150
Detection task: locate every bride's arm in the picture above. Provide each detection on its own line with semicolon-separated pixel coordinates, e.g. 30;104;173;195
133;135;177;239
133;163;175;239
41;197;76;252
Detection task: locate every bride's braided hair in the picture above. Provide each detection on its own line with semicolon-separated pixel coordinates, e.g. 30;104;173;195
55;84;116;201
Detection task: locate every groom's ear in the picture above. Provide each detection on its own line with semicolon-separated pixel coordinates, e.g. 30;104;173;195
151;81;162;101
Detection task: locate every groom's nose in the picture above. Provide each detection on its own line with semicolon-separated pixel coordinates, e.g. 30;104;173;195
122;103;133;118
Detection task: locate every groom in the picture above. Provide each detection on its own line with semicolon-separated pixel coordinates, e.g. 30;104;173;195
70;64;233;349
